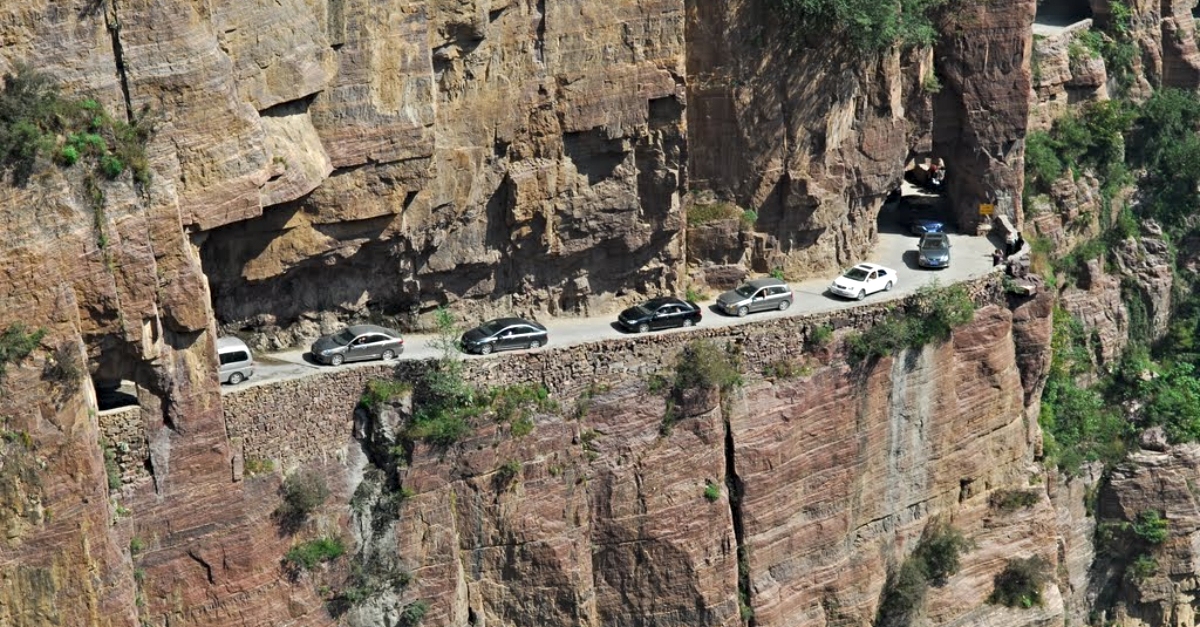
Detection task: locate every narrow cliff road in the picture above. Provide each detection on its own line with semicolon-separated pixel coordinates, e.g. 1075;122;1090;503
233;214;1003;392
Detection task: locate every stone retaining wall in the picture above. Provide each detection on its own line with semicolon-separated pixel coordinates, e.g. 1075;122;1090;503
96;405;152;487
99;274;1006;474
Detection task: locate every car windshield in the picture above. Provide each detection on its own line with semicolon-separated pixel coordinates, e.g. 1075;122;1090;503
332;329;356;346
633;305;653;316
921;238;946;250
843;268;869;281
480;320;507;335
734;284;757;297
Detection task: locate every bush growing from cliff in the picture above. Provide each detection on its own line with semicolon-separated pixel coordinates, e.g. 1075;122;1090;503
284;537;345;571
846;283;973;364
360;379;413;408
0;64;152;185
1039;309;1131;473
876;521;970;626
276;469;330;531
674;340;741;392
772;0;947;52
988;556;1051;608
0;323;45;382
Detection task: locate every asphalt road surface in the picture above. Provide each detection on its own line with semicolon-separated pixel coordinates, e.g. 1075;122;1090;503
228;209;1002;393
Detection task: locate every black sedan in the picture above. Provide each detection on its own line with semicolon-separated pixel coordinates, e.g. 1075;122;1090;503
618;297;702;333
461;318;549;355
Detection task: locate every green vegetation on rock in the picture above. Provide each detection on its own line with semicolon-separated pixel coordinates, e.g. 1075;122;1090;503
0;65;151;185
284;537;345;570
0;323;45;383
846;283;974;364
988;556;1050;608
772;0;948;52
876;520;970;627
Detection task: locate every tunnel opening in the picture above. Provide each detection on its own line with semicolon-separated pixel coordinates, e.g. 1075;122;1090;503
1034;0;1093;28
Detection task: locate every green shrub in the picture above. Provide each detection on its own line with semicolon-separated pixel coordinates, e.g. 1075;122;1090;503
646;373;670;394
770;267;786;281
772;0;947;52
101;439;122;491
740;209;758;229
876;558;927;627
809;324;834;346
762;359;805;379
704;481;721;502
360;379;412;408
687;202;741;225
846;283;974;364
0;66;152;184
988;556;1050;608
510;415;534;437
990;489;1040;512
243;457;275;477
58;144;79;166
1140;363;1200;443
921;71;942;93
399;600;429;627
876;520;969;626
685;286;708;304
913;521;971;585
99;153;124;178
1132;510;1169;544
276;469;330;529
284;537;345;570
129;536;146;555
0;323;45;381
1126;553;1158;582
674;340;741;391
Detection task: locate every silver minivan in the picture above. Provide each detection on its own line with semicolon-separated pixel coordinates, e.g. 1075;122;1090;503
217;337;255;385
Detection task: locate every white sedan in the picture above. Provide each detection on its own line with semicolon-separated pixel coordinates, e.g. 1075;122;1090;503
829;263;898;300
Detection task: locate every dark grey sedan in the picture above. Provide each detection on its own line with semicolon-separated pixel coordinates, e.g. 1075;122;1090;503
917;232;951;269
461;318;548;355
311;324;404;366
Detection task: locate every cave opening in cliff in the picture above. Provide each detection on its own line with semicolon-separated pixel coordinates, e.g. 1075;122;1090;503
1033;0;1093;27
93;377;140;412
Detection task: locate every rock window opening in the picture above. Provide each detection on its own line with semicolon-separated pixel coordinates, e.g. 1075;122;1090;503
94;377;140;412
1034;0;1093;28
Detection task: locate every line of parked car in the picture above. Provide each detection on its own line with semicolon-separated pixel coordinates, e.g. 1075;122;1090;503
218;194;962;384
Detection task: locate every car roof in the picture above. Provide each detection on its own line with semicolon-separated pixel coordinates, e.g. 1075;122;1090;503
744;277;786;288
346;324;399;337
853;263;886;272
216;336;250;352
642;297;687;308
485;317;545;330
921;232;949;241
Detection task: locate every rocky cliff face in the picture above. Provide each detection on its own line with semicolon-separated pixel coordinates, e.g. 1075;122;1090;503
329;298;1062;627
0;0;1127;626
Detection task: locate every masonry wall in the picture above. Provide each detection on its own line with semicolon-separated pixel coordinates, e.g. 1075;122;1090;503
100;274;1006;476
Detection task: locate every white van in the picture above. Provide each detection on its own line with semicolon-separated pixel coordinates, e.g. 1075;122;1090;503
217;337;254;385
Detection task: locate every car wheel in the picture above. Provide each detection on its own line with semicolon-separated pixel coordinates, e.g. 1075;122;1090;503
637;323;650;334
884;281;893;292
856;290;866;301
480;343;494;355
382;349;396;360
228;372;244;385
737;306;749;317
683;318;696;327
528;340;541;349
330;354;345;366
778;299;791;311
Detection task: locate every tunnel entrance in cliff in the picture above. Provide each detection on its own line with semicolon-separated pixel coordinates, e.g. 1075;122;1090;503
1034;0;1092;28
91;345;143;412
